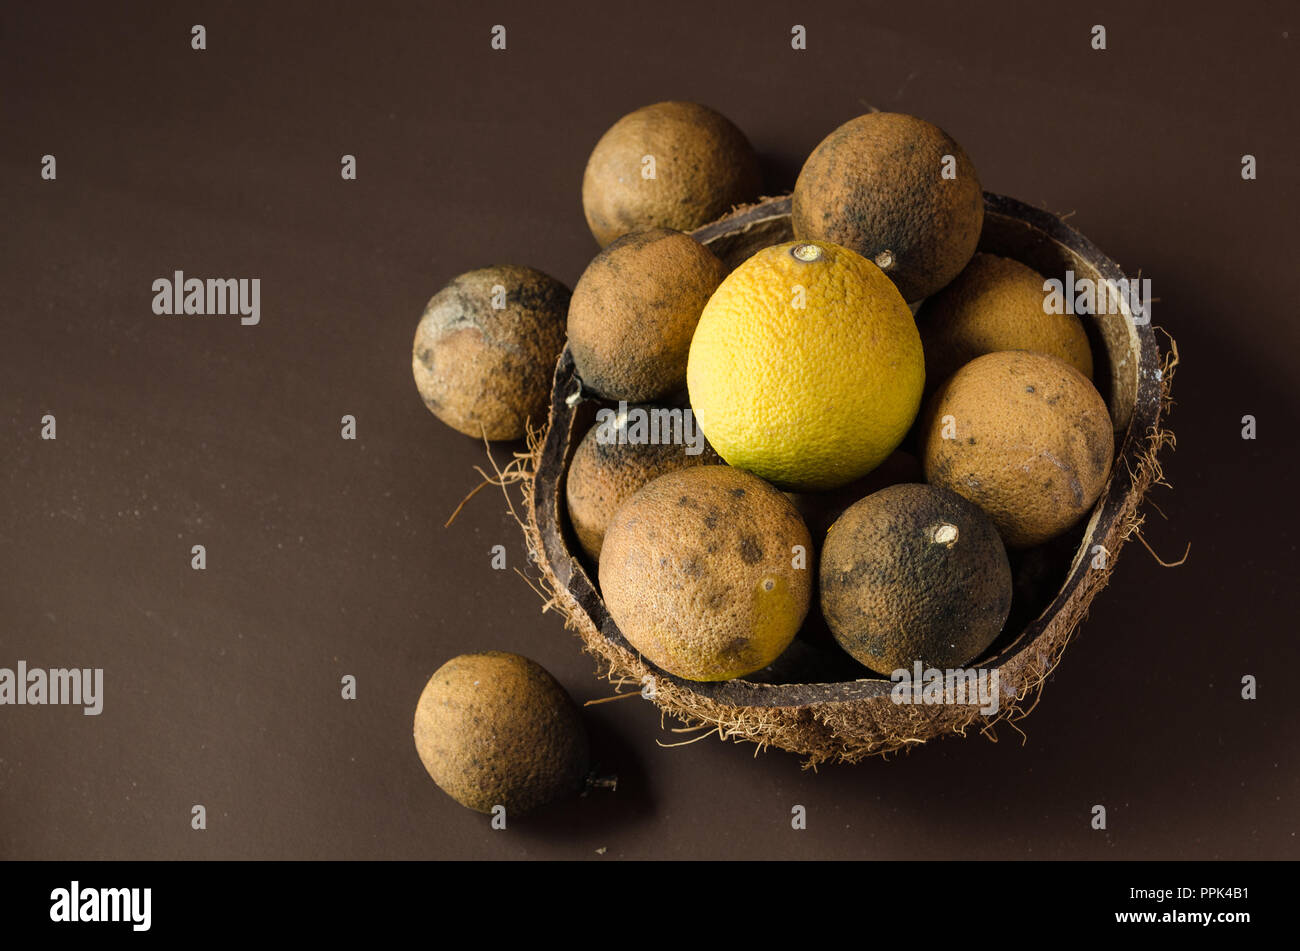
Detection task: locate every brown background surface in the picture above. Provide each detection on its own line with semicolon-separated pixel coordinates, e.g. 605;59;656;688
2;1;1296;860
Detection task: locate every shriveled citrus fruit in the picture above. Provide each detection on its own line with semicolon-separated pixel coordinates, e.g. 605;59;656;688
412;266;569;440
687;240;924;491
565;405;723;562
413;652;589;815
792;112;983;302
922;350;1113;547
917;253;1094;390
599;466;812;682
568;228;726;401
820;483;1012;672
582;101;761;248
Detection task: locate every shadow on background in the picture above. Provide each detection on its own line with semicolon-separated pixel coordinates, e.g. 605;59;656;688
500;700;657;845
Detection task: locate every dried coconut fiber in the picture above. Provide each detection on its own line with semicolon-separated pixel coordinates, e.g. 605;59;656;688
484;194;1176;767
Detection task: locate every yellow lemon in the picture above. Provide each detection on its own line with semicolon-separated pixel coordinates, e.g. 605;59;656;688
687;240;924;490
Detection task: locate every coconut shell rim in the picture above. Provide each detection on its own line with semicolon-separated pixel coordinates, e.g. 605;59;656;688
521;192;1175;763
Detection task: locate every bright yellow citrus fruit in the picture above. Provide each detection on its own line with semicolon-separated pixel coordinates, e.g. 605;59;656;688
687;240;925;490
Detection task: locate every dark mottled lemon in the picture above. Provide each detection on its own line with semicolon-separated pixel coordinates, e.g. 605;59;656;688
413;652;589;815
566;406;723;562
917;253;1094;391
820;483;1012;672
568;229;726;401
599;466;812;682
582;101;762;248
412;266;569;440
922;350;1113;547
792;112;983;302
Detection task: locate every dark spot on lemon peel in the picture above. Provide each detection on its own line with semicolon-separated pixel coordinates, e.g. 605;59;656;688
721;637;749;658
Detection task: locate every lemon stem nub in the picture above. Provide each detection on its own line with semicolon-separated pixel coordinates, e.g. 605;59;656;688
791;244;822;262
931;523;959;547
